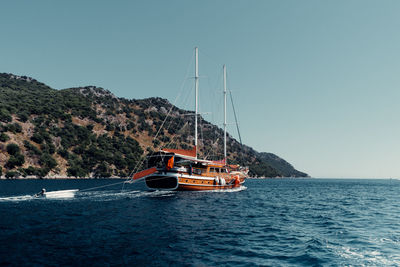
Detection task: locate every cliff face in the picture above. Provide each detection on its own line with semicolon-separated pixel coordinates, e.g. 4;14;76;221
0;73;308;178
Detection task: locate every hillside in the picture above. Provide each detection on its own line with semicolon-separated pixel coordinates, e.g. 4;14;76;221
0;73;308;178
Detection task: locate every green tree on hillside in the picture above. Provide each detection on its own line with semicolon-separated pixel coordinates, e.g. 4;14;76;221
6;154;25;169
0;133;10;142
0;108;12;122
39;153;57;170
6;143;20;155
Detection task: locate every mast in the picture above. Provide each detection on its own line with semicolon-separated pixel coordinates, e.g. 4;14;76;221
223;64;227;163
195;47;199;159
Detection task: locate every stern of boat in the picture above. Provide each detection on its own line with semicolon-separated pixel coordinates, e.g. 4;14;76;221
145;173;179;190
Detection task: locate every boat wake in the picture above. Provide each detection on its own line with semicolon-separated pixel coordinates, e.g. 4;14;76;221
76;189;176;201
0;190;176;202
0;195;35;202
0;189;79;202
200;185;247;193
0;186;244;203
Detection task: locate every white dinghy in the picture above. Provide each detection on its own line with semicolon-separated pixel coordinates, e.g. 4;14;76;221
35;189;79;199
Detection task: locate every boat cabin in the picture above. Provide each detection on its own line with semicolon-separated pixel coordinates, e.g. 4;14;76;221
145;152;231;177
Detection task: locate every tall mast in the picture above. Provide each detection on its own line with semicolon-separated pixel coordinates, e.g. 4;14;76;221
195;47;199;159
223;64;227;162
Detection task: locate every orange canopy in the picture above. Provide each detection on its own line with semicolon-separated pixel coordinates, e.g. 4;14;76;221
133;167;157;180
162;146;196;158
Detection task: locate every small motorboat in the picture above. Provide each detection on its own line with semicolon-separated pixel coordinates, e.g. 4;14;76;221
34;189;79;199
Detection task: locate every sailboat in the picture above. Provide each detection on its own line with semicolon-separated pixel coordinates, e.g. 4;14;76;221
131;48;249;191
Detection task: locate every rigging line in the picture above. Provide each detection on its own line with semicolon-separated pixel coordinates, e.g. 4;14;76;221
153;52;195;140
79;181;126;192
128;86;192;181
199;113;204;155
229;89;244;166
207;68;224;161
161;82;194;139
157;85;193;152
126;51;195;181
163;121;189;150
198;67;223;160
146;52;194;158
154;67;195;151
229;90;242;145
225;70;242;145
126;121;190;189
204;137;220;160
207;67;222;126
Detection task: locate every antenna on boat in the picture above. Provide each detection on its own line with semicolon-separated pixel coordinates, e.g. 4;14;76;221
223;64;227;164
195;47;199;159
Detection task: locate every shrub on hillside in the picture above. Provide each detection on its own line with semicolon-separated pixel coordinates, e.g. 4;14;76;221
6;154;25;169
0;133;10;142
0;109;12;123
24;140;42;155
93;162;111;178
67;164;87;178
18;112;29;122
42;142;56;154
35;168;50;177
24;166;36;176
57;148;69;159
5;171;19;179
3;123;22;133
6;143;20;155
39;153;57;170
31;132;44;144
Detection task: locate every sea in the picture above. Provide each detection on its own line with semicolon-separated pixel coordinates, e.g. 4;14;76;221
0;178;399;266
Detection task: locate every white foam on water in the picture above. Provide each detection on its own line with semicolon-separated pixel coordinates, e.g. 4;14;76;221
146;190;176;197
0;192;78;202
78;190;135;200
0;186;243;203
198;185;247;193
77;187;245;200
77;189;176;201
327;244;400;266
0;195;34;202
0;190;79;202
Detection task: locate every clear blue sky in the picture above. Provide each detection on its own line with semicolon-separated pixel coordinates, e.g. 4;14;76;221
2;0;400;178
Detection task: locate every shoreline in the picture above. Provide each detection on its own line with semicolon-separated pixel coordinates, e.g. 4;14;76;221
0;176;128;180
0;176;309;180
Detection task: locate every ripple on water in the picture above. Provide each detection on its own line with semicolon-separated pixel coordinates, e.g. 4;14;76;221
1;179;400;266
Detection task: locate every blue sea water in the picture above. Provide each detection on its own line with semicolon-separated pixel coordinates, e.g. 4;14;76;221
0;178;400;266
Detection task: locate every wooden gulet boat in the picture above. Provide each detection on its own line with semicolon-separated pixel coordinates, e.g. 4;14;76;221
132;48;249;191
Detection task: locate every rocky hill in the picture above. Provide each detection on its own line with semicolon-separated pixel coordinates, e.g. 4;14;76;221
0;73;308;178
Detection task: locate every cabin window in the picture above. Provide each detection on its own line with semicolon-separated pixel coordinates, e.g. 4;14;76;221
210;168;216;172
194;169;202;175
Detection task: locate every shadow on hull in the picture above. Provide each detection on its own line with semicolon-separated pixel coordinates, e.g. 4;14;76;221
145;176;178;190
